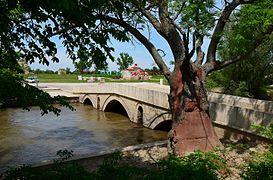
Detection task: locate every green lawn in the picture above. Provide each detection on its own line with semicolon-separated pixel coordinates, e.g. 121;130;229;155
36;74;81;83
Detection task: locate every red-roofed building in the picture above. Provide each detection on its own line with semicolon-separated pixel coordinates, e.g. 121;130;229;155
121;64;149;80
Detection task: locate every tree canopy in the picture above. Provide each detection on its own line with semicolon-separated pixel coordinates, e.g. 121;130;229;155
1;0;271;80
116;52;134;71
210;0;273;98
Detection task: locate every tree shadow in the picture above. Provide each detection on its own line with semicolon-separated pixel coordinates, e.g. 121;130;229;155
208;92;273;142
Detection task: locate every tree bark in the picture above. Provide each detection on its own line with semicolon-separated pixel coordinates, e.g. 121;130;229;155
168;62;220;155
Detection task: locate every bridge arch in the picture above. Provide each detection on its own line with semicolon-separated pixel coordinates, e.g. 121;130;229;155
148;112;172;132
102;96;130;118
137;106;143;124
82;95;95;107
154;120;172;132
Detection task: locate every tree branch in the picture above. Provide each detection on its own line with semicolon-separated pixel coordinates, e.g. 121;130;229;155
131;1;163;34
194;32;204;66
98;15;171;79
158;0;169;27
189;33;195;59
195;47;205;66
206;0;256;64
172;0;186;21
157;1;186;64
205;23;272;74
139;9;163;34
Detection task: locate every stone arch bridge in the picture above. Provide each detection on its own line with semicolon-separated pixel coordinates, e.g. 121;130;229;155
41;83;273;135
78;83;172;131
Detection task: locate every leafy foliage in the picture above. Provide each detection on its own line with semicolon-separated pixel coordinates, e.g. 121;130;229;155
178;0;216;36
0;68;73;115
219;0;273;57
0;0;128;114
252;124;273;140
216;0;273;99
241;124;273;179
157;151;226;180
241;151;273;180
74;48;95;73
89;151;225;180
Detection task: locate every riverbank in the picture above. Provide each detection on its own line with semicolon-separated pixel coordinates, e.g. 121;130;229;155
12;139;268;180
104;140;270;180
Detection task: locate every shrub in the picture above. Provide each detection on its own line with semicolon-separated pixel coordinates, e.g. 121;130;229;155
252;124;273;140
92;151;226;180
158;151;226;180
241;151;273;180
242;124;273;180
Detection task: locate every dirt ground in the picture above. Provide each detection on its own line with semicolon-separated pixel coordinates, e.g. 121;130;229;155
120;139;270;180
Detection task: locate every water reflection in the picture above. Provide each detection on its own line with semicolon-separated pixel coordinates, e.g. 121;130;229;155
0;104;167;171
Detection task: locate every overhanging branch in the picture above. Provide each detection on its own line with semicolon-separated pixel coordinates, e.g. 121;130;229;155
206;0;256;64
97;15;171;79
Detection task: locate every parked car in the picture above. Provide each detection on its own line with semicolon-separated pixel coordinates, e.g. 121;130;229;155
25;76;39;83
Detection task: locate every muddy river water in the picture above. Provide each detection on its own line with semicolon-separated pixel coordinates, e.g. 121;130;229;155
0;104;167;171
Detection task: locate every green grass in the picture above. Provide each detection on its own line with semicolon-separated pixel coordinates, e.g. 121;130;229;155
29;73;168;84
36;74;82;83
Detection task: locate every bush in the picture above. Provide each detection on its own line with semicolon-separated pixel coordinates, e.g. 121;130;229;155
92;151;226;180
252;124;273;140
158;151;226;180
241;151;273;180
242;124;273;180
92;152;156;179
206;71;225;90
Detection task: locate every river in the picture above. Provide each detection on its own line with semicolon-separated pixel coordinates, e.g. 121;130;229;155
0;104;167;172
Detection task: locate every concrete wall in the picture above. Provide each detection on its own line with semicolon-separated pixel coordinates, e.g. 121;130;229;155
208;92;273;133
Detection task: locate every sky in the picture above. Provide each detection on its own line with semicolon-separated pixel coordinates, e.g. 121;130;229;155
30;30;175;72
30;1;223;72
30;28;212;72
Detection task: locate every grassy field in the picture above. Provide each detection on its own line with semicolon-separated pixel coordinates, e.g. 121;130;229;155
35;74;82;83
30;73;168;84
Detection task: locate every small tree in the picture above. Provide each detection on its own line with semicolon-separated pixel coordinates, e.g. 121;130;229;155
116;52;134;71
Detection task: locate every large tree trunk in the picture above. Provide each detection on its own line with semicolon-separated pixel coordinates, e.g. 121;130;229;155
168;63;220;155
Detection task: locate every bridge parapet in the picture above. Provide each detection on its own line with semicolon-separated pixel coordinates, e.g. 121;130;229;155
208;92;273;137
76;83;170;109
